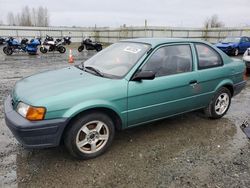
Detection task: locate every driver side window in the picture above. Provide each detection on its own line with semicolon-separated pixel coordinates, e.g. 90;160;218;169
241;37;250;43
141;45;193;77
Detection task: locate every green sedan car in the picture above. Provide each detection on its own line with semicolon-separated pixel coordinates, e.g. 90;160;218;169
4;38;247;159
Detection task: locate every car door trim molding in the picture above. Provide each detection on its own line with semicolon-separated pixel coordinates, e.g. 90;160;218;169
126;90;214;113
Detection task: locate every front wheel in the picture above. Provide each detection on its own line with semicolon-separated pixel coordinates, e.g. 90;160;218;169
204;87;231;119
58;46;66;53
78;45;84;52
96;45;102;52
40;47;47;54
64;112;115;159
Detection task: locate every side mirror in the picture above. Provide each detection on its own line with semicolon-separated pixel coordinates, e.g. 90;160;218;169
132;70;156;81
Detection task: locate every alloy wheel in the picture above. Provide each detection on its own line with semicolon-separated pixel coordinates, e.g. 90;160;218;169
76;121;109;154
214;93;230;115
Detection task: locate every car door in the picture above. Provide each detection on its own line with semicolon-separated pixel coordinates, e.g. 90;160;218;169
239;37;250;53
194;43;227;105
244;37;250;52
127;44;201;127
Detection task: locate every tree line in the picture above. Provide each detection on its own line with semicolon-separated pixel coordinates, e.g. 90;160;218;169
204;14;224;28
7;6;49;27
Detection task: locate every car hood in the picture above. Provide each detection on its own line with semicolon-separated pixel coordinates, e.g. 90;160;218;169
13;66;116;106
216;42;236;48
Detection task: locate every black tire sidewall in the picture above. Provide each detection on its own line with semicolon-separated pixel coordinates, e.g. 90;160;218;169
96;45;102;52
78;46;84;52
209;87;231;119
3;46;7;53
40;47;47;53
5;47;13;55
64;112;115;159
58;46;66;53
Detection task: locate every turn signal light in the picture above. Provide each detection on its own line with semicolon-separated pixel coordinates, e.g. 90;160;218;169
26;106;46;121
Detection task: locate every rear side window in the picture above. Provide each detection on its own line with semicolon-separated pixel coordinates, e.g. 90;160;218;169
142;44;193;77
195;44;222;69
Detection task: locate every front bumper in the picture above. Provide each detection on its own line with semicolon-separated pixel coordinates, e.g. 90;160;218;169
217;47;235;55
233;81;247;96
4;95;69;149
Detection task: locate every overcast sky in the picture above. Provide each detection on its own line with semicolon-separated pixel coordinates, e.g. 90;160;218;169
0;0;249;27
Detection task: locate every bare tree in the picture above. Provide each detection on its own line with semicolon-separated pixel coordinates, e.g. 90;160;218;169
204;14;224;28
44;7;49;27
15;14;21;26
37;6;49;27
19;6;32;26
7;12;15;26
6;6;49;27
31;7;37;26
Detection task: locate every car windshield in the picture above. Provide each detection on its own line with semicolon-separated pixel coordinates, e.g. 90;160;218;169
221;37;240;43
83;42;150;78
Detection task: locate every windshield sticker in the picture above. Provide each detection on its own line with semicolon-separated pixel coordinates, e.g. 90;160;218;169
124;46;141;54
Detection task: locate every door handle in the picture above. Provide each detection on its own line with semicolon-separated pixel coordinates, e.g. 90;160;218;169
189;80;198;85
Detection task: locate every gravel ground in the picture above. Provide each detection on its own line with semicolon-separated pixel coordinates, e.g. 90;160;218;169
0;45;250;188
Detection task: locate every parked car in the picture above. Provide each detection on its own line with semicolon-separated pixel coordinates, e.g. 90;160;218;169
243;48;250;72
216;36;250;56
4;38;247;159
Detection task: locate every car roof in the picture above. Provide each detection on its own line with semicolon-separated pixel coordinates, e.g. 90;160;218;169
121;38;207;48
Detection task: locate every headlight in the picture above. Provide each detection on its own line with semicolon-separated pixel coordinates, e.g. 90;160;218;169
16;102;46;121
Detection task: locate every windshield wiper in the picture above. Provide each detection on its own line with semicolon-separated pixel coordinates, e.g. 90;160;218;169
84;66;104;77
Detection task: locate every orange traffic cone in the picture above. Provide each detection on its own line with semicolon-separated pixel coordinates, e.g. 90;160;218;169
68;49;74;63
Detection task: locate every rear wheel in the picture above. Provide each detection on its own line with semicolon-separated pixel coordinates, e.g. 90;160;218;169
4;47;13;55
64;112;115;159
204;87;231;119
78;46;84;52
3;46;7;53
58;46;66;53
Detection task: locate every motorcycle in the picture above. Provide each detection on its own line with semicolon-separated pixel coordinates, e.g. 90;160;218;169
0;37;6;45
62;36;71;45
3;37;40;55
40;35;66;54
78;37;102;52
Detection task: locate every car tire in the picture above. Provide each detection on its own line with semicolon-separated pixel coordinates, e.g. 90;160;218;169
234;48;239;56
204;87;231;119
64;112;115;159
